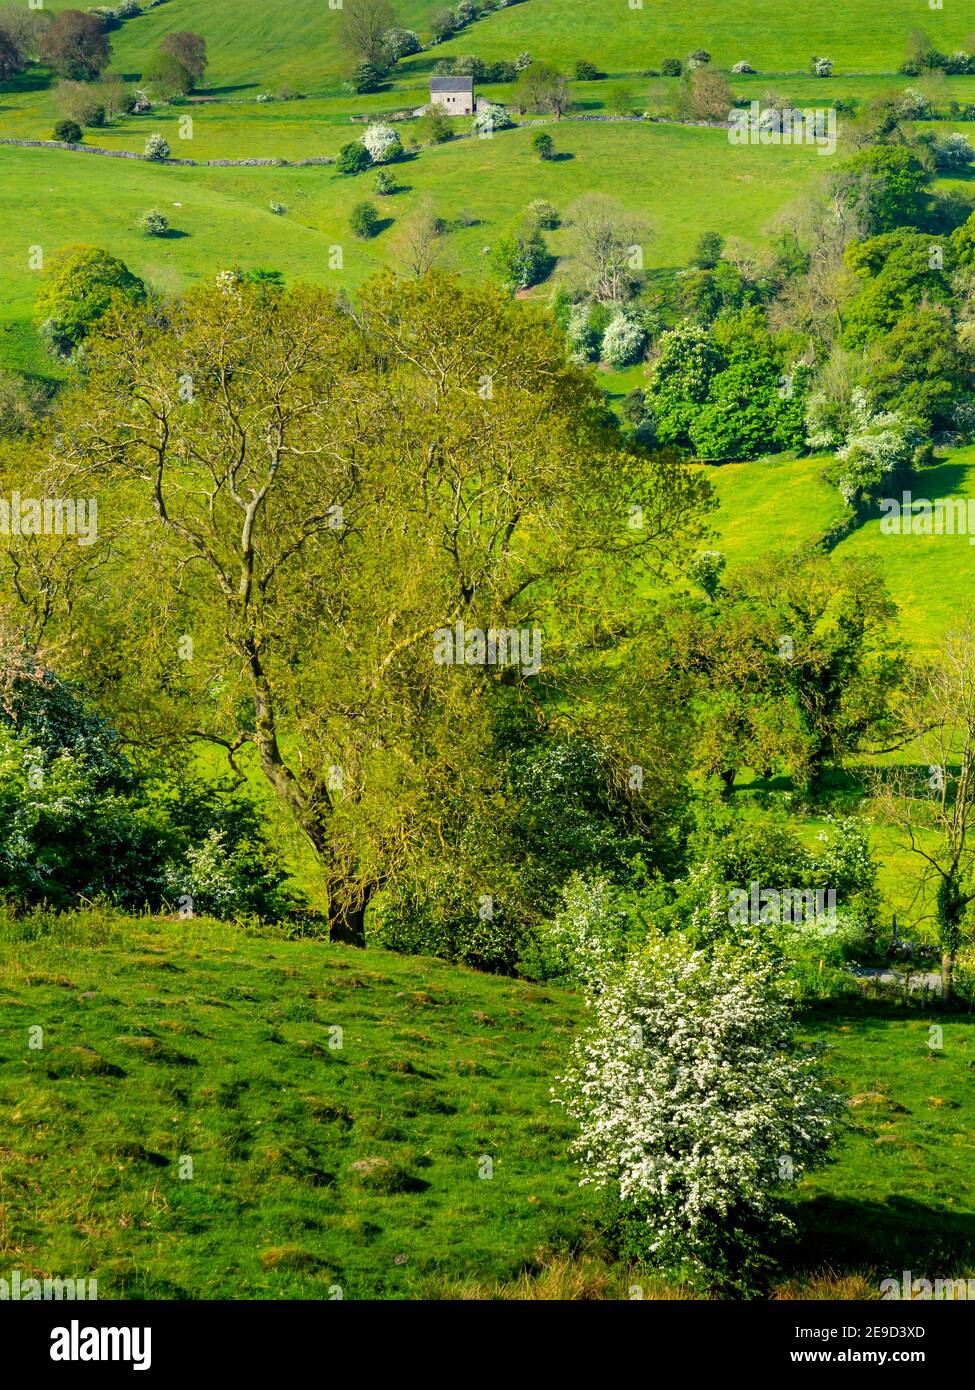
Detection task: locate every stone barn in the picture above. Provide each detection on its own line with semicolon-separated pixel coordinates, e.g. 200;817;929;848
428;75;475;116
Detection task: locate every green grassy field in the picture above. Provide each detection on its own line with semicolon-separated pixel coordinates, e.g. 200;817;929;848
0;121;825;376
1;910;971;1299
37;0;435;92
424;0;975;78
29;0;975;89
699;450;975;653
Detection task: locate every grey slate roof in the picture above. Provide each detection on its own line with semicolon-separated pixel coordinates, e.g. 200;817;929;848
429;76;474;92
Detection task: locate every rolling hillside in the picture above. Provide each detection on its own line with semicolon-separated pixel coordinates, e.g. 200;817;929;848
40;0;974;88
0;122;826;376
703;450;975;652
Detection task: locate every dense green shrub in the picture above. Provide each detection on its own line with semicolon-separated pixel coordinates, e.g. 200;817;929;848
35;244;146;355
349;200;381;238
337;140;371;174
351;61;383;94
0;673;298;920
836;146;929;235
490;222;552;291
373;741;657;973
646;312;809;461
138;208;169;236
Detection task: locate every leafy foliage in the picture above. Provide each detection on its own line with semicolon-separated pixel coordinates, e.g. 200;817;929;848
34;244;146;355
556;934;840;1289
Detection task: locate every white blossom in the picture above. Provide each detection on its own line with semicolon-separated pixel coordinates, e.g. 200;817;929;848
555;934;840;1273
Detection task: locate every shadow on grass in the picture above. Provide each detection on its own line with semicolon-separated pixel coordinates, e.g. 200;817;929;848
200;83;261;97
786;1196;975;1277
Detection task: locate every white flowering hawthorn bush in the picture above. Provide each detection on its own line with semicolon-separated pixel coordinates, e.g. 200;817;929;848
472;103;513;135
555;934;840;1283
530;874;644;988
361;123;402;164
831;390;920;505
602;312;648;368
144;132;170;161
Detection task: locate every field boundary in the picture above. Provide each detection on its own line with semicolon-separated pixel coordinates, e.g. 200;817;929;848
0;137;335;167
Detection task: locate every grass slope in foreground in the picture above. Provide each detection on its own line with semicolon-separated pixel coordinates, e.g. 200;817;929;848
1;913;974;1299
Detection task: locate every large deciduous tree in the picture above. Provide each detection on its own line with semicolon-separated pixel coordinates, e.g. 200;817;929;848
335;0;399;75
871;626;975;998
40;10;110;80
48;273;710;943
656;550;903;793
160;31;208;87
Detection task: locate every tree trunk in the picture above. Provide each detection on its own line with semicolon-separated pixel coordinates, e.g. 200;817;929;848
328;898;367;947
326;882;375;948
941;949;955;1002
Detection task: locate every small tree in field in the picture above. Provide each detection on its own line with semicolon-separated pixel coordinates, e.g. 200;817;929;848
471;102;512;135
143;51;193;100
160;31;207;87
336;0;399;72
53;119;83;144
337;140;371;174
531;130;554;160
556;934;839;1287
390;197;447;275
677;66;734;122
361;122;401;163
144;132;170;160
566;193;650;302
139;208;169;236
350;200;380;238
419;102;453;144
